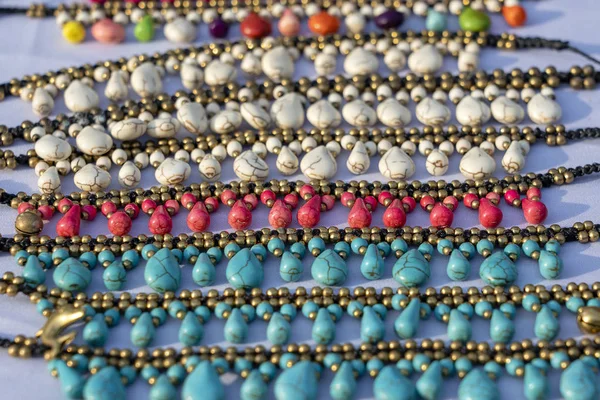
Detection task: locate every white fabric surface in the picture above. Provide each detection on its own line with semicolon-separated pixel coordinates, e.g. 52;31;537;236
0;0;599;398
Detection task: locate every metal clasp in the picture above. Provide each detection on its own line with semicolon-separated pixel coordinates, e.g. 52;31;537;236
35;305;86;360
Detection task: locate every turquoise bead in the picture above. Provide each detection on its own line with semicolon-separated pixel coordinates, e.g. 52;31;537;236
361;306;385;343
83;367;126;400
23;256;45;286
311;249;348;286
83;314;109;347
224;308;248;343
394;298;420;339
560;360;598;400
392;249;430;287
279;251;304;282
290;242;306;258
274;361;318;400
150;375;177;400
53;257;92;292
103;261;126;290
447;249;471;281
479;252;517;286
179;312;204;346
458;369;499;400
489;309;514;343
312;308;336;344
538;250;562;279
330;361;356;400
130;312;155;348
192;253;216;286
240;369;268;400
226;248;264;289
52;360;85;399
361;243;385;280
373;366;416;400
182;361;225;400
416;361;443;400
523;364;548;400
167;365;186;384
447;309;471;343
426;9;447;31
534;305;559;340
144;248;181;293
308;237;325;253
267;312;291;345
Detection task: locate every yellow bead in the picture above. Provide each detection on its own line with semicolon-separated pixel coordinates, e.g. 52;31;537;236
62;21;86;44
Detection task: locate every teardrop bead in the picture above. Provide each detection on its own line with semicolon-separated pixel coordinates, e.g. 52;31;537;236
312;308;336;344
269;199;293;229
346;141;371;175
361;306;385;343
148;205;173;235
297;195;322;228
279;250;304;282
373;365;416;400
274;361;318;400
267;312;291;345
534;305;559;340
348;197;372;228
479;252;517;286
360;243;384;280
447;249;470;281
278;9;301;37
538;249;562;279
383;198;407;228
226;248;264;289
447;309;472;343
134;15;155;42
330;361;356;400
83;367;126;400
521;198;548;224
187;201;210;232
182;361;225;400
416;361;443;400
192;253;216;287
392;249;430;288
224;308;248;343
83;314;109;347
458;369;499;400
523;364;548;400
560;359;598;400
53;257;92;292
23;255;45;286
130;312;155;348
489;309;514;343
501;141;526;173
102;261;126;290
311;249;348;286
478;198;503;228
144;248;181;293
56;204;81;237
241;369;268;400
150;375;178;400
179;312;204;346
228;199;252;230
394;298;420;339
52;359;85;399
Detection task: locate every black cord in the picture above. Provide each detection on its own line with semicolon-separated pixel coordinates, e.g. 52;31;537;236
0;7;28;16
567;45;600;66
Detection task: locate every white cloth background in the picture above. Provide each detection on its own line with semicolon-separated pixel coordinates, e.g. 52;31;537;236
0;0;599;398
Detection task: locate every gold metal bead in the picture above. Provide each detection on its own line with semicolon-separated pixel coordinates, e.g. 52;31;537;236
577;306;600;334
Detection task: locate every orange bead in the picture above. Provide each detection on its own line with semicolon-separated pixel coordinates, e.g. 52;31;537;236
502;5;527;27
308;11;340;36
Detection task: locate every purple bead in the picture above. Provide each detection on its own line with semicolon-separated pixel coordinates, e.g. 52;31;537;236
374;10;404;30
209;18;229;38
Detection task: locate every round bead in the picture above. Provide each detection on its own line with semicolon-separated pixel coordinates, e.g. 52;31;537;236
63;21;86;44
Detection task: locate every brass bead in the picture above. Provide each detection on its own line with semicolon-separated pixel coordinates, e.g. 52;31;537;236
14;210;44;236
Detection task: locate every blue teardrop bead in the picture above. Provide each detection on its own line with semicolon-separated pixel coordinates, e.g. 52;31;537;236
361;243;385;280
240;369;268;400
224;308;248;343
426;9;447;31
150;375;177;400
416;361;443;400
330;361;356;400
83;314;109;347
560;359;598;400
394;298;420;339
53;360;85;399
447;249;471;281
267;312;291;345
361;306;385;343
448;310;472;343
192;253;216;287
103;261;127;290
538;250;563;279
83;367;126;400
53;257;92;292
523;364;548;400
23;256;45;286
373;365;416;400
179;312;204;346
479;252;518;286
534;305;559;340
489;309;514;343
144;248;181;293
312;308;336;344
130;312;155;348
457;369;499;400
182;361;225;400
392;249;430;287
274;361;318;400
311;249;348;286
226;248;264;289
279;251;304;282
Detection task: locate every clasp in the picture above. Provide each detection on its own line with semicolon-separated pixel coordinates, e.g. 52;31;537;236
35;305;86;360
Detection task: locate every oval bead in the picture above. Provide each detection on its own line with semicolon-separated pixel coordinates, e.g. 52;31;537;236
144;248;181;293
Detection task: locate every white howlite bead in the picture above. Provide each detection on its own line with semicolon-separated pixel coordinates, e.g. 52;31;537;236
258;9;271;20
93;66;110;82
337;40;352;54
151;11;163;23
401;140;417;156
52;130;67;140
35;161;49;177
365;141;377;156
306;87;322;101
54;74;71;90
271;3;285;17
447;41;463;55
231;43;246;59
505;0;520;6
410;39;424;52
220;53;235;66
458;51;479;72
341;2;356;15
506;89;520;101
439;140;454;156
395;90;410;105
434;3;448;12
205;102;220;117
326;141;342;158
291;5;304;17
252;142;267;159
305;3;320;16
113;12;129;25
360;5;373;17
81;77;95;88
527;93;562;124
495;135;511;151
202;8;218;23
373;4;388;16
397;5;410;15
175;97;190;110
211;144;227;161
105;71;128;102
236;9;249;21
266;137;283;153
111;149;128;165
273;86;288;99
91;10;105;21
471;89;485;100
345;12;366;34
196;53;212;66
31;126;46;141
484;84;500;100
410;86;428;102
485;0;502;12
55;160;71;175
198;154;222;182
303;46;318;59
70;157;86;172
96;156;112;171
165;9;178;22
376;38;391;54
396;41;410;54
56;11;71;26
471;0;485;11
361;92;376;106
302;137;318;152
480;141;495;155
225;141;242;158
540;87;555;98
521;88;536;102
346;141;370;174
418;140;434;156
180;63;204;90
139;112;154;124
118;161;141;189
150;150;166;167
190;148;206;163
238;88;254;102
314;53;337;76
174;149;190;163
384;48;407;72
456;138;472;154
130;9;145;23
31;87;54;116
465;42;481;54
413;1;429;16
38;167;61;195
519;140;530;155
289;140;302;156
44;84;58;98
377;139;393;155
343;85;360;101
377;85;393;100
165;57;179;75
328;93;343;108
426;150;449;176
341;135;357;150
449;0;464;14
432;89;448;103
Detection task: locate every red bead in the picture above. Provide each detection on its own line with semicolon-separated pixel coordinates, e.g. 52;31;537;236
383;199;407;228
478;198;503;228
348;198;372;228
297;195;321;228
526;187;542;200
58;198;73;213
187;202;211;232
521;199;548;224
283;193;299;209
18;203;34;213
430;203;454;228
81;205;97;221
420;195;435;211
341;192;356;207
278;8;300;37
502;5;527;27
240;12;272;39
308;11;340;35
165;199;180;215
101;201;117;217
56;204;81;237
181;193;197;209
148;205;173;235
378;191;393;206
220;189;237;206
243;194;258;211
142;198;157;213
364;196;377;212
322;195;335;211
402;197;416;213
504;189;520;205
443;196;458;211
124;203;140;219
485;192;500;204
260;190;276;206
204;197;219;212
463;193;479;209
228;200;252;230
108;211;132;236
269;200;292;229
37;205;54;220
300;185;316;199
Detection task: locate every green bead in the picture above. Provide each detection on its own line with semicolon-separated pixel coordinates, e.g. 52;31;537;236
134;15;155;42
459;7;491;32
